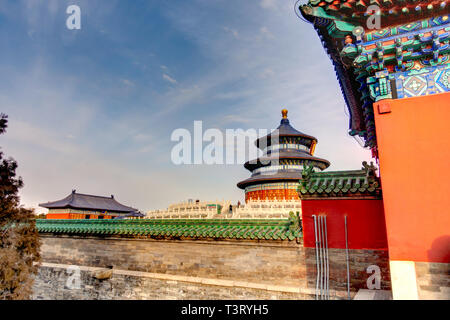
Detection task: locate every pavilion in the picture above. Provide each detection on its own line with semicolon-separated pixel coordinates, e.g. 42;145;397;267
237;109;330;201
39;190;138;220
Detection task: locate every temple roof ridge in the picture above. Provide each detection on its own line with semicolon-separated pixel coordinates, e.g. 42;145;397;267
256;109;318;148
39;190;137;213
36;217;302;241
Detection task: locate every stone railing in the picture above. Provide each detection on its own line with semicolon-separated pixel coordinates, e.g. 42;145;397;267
147;200;301;220
147;209;231;220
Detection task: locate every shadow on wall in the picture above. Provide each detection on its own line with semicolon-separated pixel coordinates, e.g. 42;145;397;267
414;235;450;300
428;235;450;263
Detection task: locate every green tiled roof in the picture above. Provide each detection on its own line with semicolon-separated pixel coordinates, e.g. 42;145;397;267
36;213;302;241
298;161;381;199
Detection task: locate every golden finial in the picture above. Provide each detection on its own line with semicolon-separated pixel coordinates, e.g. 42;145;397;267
281;109;288;119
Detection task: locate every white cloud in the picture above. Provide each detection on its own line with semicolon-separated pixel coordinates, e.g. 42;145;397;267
259;68;275;79
138;145;154;153
260;26;274;39
121;79;135;86
215;89;256;100
7;121;80;155
163;73;178;84
220;114;253;125
223;26;239;39
133;133;152;142
260;0;278;9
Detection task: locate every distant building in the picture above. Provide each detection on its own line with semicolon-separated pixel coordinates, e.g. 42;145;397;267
232;199;301;219
237;109;330;201
147;199;230;219
147;198;301;220
39;190;138;219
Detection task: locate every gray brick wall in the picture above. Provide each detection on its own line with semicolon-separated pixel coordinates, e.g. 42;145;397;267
32;265;315;300
39;235;306;287
33;234;391;299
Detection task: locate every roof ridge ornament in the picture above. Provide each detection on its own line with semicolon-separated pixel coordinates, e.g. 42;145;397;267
280;108;290;125
302;161;315;182
362;161;377;176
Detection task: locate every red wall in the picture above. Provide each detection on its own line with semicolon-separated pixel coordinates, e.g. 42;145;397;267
374;93;450;263
301;199;388;250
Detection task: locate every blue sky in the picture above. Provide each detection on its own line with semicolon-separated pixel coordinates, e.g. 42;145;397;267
0;0;371;212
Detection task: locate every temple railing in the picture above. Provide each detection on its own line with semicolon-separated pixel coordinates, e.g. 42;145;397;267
147;199;301;220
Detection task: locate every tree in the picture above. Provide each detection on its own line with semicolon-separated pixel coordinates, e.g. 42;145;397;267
0;114;40;300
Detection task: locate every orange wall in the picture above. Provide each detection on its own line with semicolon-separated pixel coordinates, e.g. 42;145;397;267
46;213;70;219
374;92;450;263
46;213;113;220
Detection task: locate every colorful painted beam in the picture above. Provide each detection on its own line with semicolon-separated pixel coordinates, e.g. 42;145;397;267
299;3;450;150
304;0;449;26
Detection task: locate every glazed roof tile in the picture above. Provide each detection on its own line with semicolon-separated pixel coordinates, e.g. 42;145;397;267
36;214;302;241
298;162;381;199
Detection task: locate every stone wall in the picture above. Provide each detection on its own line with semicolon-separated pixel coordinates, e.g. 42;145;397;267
415;262;450;300
38;235;306;287
32;234;391;300
32;263;313;300
304;247;391;292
